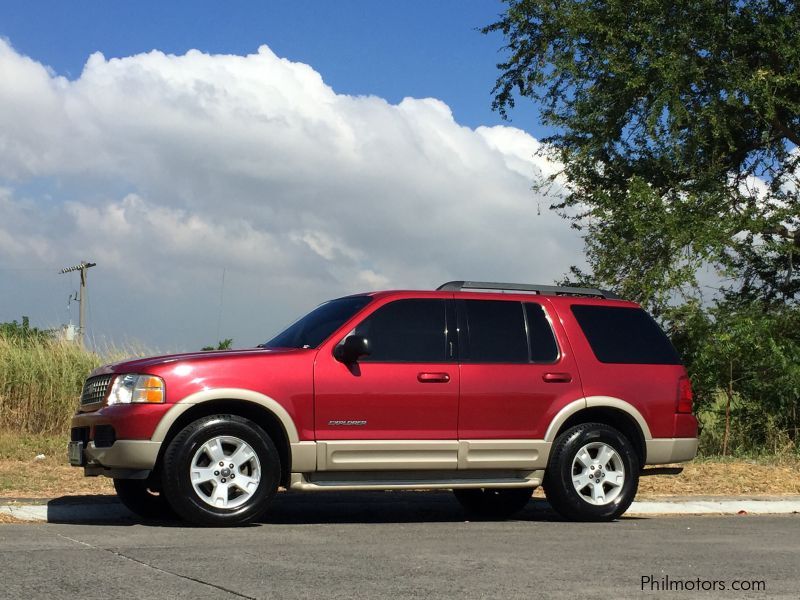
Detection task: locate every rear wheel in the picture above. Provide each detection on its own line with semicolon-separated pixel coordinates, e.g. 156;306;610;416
161;414;280;526
453;487;533;519
543;423;639;521
113;477;174;519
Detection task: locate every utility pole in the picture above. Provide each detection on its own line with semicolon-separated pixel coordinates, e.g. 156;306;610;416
59;261;96;346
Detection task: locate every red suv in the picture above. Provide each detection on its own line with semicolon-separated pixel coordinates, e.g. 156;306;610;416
69;281;698;525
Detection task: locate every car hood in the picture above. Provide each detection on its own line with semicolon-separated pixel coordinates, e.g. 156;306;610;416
89;347;308;376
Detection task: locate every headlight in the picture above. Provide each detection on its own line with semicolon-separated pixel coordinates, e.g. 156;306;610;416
108;374;165;405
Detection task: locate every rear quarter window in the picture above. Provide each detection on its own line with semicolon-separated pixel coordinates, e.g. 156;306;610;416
570;305;681;365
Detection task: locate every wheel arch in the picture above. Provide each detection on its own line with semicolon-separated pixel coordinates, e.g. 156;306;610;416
152;389;298;487
545;397;650;467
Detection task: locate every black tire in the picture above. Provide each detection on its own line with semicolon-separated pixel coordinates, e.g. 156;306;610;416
543;423;639;522
161;414;280;526
453;487;534;519
113;476;175;520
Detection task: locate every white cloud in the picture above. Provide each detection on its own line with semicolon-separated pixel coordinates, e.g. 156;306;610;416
0;39;582;350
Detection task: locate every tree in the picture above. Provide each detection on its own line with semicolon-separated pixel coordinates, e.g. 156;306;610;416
486;1;800;455
202;339;233;351
0;316;52;344
485;0;800;311
669;298;800;454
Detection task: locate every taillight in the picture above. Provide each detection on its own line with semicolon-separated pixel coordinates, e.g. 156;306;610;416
677;377;693;413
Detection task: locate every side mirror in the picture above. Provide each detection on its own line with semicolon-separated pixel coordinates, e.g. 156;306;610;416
334;335;371;364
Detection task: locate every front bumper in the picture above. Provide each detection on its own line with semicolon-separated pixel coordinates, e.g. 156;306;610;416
68;439;161;478
82;439;161;470
70;403;168;477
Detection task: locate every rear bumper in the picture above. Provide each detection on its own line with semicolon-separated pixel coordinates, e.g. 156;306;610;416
645;438;698;464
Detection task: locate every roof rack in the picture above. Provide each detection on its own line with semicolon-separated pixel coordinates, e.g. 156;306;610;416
436;280;621;299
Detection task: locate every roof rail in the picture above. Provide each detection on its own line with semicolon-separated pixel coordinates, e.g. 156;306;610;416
436;280;621;299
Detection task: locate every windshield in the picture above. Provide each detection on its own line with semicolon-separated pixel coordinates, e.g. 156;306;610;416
262;295;373;349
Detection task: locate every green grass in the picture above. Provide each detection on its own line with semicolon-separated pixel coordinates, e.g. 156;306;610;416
0;431;70;461
0;333;140;435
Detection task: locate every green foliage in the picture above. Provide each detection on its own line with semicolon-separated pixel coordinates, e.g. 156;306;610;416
670;299;800;454
0;316;53;345
202;338;233;351
486;0;800;306
488;1;800;455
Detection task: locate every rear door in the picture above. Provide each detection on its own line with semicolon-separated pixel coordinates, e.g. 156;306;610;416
457;298;583;440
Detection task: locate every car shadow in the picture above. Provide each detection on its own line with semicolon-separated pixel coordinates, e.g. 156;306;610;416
260;491;563;524
43;491;571;526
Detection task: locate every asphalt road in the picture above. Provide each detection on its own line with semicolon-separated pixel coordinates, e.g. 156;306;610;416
0;491;797;599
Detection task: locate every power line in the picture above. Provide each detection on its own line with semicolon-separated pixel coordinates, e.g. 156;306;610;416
0;267;63;271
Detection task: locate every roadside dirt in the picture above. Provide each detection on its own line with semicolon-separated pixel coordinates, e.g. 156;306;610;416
635;459;800;497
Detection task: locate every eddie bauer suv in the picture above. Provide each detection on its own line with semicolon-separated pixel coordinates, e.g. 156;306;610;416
69;281;698;525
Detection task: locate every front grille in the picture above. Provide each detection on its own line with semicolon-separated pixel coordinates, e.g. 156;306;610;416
80;375;113;406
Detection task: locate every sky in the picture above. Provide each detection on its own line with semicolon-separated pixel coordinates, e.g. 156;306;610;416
0;1;583;352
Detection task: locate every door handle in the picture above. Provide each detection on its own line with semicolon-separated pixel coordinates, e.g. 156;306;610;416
542;372;572;383
417;372;450;383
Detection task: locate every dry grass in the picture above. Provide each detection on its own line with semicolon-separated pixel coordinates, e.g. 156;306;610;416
0;333;144;435
0;512;38;524
0;431;113;497
636;457;800;497
0;335;103;434
0;460;113;497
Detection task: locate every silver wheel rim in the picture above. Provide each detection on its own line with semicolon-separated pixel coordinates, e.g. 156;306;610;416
571;442;625;506
190;436;261;509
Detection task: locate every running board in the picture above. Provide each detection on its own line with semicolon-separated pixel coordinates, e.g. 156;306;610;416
289;470;544;491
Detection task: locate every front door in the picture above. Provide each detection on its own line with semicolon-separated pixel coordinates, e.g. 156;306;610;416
314;297;460;470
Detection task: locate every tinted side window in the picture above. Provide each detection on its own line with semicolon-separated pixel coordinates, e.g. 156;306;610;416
571;305;681;365
463;300;528;363
524;303;559;362
354;299;447;362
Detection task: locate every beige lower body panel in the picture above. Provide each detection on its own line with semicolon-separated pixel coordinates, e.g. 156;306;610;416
460;440;550;469
645;438;699;464
289;469;544;491
315;439;550;471
84;440;161;470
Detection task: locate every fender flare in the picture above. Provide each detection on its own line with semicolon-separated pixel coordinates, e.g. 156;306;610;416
150;388;300;444
544;396;652;442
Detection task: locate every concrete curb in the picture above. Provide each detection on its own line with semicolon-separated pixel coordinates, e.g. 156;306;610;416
627;499;800;515
1;501;131;522
2;496;799;522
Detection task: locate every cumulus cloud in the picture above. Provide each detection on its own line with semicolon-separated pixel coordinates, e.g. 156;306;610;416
0;39;582;349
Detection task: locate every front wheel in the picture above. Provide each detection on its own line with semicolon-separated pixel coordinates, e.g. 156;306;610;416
543;423;639;521
453;487;533;519
161;414;280;526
